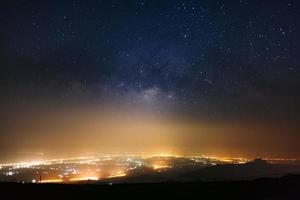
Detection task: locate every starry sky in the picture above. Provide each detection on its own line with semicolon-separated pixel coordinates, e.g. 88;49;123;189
0;0;299;161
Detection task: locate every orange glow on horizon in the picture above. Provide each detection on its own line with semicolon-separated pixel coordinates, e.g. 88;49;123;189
69;176;99;181
40;179;63;183
152;164;170;170
107;172;127;178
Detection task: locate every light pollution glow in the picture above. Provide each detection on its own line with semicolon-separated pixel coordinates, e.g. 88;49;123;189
2;154;299;184
0;103;299;163
0;154;248;183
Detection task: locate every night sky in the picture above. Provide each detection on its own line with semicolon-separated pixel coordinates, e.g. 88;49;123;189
0;0;299;161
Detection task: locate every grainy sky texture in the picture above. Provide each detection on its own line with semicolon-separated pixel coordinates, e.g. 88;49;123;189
0;0;299;161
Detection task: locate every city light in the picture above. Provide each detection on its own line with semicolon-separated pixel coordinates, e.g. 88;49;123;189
69;177;99;181
0;154;297;184
152;165;170;170
40;179;63;183
108;172;127;178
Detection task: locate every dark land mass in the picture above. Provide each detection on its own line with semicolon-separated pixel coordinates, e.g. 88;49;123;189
104;159;300;183
1;159;300;199
1;174;300;200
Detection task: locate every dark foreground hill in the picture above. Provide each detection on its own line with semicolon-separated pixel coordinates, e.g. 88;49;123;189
1;174;300;200
105;159;300;183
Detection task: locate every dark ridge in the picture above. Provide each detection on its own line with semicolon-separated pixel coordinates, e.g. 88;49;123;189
1;174;300;200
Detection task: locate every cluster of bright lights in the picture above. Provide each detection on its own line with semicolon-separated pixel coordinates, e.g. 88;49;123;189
3;154;293;183
69;176;99;182
40;179;63;183
0;154;253;170
108;171;127;178
152;164;170;170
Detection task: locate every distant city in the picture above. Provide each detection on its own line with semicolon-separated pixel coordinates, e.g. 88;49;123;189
1;155;299;184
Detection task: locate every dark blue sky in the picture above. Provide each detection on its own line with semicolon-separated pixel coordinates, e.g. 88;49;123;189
0;0;299;120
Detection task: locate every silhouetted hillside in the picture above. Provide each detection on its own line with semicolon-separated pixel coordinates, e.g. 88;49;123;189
104;159;300;183
180;158;300;181
1;174;300;200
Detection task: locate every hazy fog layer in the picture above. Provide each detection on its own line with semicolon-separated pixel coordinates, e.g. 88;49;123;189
1;102;298;162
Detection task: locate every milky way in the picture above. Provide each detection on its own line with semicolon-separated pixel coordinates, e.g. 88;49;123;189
0;1;299;160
